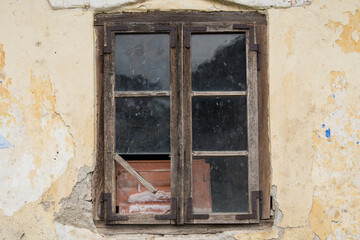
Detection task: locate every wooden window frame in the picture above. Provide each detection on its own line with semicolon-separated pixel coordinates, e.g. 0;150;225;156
93;11;270;227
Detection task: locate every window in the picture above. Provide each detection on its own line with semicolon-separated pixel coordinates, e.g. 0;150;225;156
94;12;270;226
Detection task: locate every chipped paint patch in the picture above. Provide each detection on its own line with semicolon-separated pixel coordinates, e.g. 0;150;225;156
0;133;11;148
0;44;75;216
54;222;103;240
48;0;312;10
309;197;332;240
312;72;360;239
328;9;360;53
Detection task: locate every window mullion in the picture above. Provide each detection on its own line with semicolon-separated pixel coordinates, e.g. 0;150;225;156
170;23;185;224
246;30;260;219
182;23;193;224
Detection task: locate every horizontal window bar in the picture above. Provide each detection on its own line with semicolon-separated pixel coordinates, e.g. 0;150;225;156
121;154;170;160
191;91;247;97
192;151;248;157
115;91;170;97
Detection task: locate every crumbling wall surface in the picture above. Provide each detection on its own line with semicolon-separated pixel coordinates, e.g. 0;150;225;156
0;0;94;239
47;0;312;10
0;0;360;239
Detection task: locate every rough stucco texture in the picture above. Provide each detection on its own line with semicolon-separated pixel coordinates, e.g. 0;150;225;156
0;0;360;239
48;0;312;10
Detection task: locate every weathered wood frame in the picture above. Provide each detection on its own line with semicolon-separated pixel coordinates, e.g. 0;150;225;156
183;23;259;224
102;23;181;224
93;11;270;227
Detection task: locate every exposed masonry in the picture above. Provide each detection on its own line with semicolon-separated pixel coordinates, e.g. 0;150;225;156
271;185;285;239
54;166;97;232
48;0;312;10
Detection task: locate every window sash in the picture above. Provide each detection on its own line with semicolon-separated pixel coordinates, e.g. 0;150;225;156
183;23;259;224
103;22;260;225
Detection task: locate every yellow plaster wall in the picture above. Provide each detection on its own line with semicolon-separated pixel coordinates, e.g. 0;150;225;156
0;0;359;239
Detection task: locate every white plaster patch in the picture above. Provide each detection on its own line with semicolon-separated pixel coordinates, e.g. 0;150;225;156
351;30;359;43
318;75;360;146
0;132;11;148
0;152;35;215
54;222;104;240
128;190;170;203
0;120;74;216
48;0;138;9
128;204;171;213
48;0;312;9
226;0;312;8
0;71;75;216
54;222;154;240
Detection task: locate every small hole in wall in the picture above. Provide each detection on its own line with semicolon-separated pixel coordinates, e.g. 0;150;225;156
116;206;119;213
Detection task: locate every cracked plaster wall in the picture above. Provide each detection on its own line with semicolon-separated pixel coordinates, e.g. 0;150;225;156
0;0;360;239
47;0;312;10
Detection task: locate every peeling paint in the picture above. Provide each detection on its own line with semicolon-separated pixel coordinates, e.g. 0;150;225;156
0;44;75;216
55;166;96;232
1;0;360;239
311;72;360;239
48;0;312;10
328;9;360;53
0;133;11;148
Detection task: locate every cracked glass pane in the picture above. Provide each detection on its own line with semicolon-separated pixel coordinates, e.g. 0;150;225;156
115;97;170;154
192;96;248;151
192;157;248;213
191;34;246;91
115;34;170;91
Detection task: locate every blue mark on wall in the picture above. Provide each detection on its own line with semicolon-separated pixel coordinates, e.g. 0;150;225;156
322;124;325;128
332;94;336;98
0;133;11;149
325;129;331;138
357;141;359;145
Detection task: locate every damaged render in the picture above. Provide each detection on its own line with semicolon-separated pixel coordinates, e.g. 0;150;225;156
54;166;96;232
48;0;312;10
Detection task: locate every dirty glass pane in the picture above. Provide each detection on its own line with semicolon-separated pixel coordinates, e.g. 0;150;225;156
191;34;246;91
192;96;247;151
192;157;248;213
115;34;170;91
115;97;170;154
116;160;171;214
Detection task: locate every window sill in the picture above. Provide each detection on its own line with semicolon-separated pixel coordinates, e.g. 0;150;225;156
95;219;274;235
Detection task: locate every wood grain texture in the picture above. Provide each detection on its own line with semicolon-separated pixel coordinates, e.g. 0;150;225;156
247;32;260;215
114;91;170;97
93;26;105;221
95;220;273;234
191;91;247;97
95;12;269;225
94;12;267;26
192;151;248;157
256;24;271;219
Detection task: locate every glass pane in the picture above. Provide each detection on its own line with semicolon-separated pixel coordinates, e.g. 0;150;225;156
192;96;247;151
116;160;171;214
115;97;170;154
115;34;170;91
192;157;248;213
191;34;246;91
